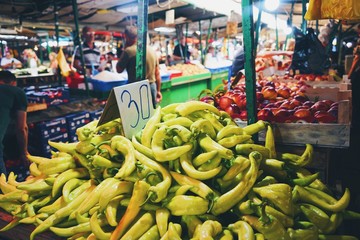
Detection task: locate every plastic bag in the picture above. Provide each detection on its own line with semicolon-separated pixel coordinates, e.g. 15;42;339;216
56;47;71;77
305;0;360;20
290;27;331;75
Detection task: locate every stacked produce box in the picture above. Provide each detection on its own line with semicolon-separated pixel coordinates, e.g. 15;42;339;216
0;101;358;239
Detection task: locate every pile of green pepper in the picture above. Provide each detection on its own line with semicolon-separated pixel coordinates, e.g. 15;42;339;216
0;100;359;240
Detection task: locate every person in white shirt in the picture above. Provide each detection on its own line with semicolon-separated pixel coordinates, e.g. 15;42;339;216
1;51;22;69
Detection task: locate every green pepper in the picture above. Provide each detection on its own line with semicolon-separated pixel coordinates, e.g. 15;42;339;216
293;185;350;213
265;125;277;158
197;154;222;172
141;106;162;148
160;116;194;128
48;141;77;154
120;212;155;240
218;229;234;240
287;221;319;240
199;133;233;160
193;110;224;132
192;150;218;167
218;134;252;148
193;220;222;240
151;126;193;161
170;171;217;210
318;235;359;240
241;212;291;240
281;144;313;167
252;183;294;216
30;183;96;240
135;150;171;203
110;180;150;240
216;124;244;141
111;135;137;179
211;151;262;215
296;168;332;194
131;135;154;159
190;118;217;139
342;210;360;220
165;222;182;240
242;120;267;135
221;156;250;182
175;100;221;117
166;124;193;142
289;172;319;186
320;212;343;234
300;203;330;230
165;195;209;216
76;120;98;141
254;176;277;188
235;144;270;159
155;208;170;237
138;225;160;240
228;220;255;240
180;152;222;181
181;215;202;238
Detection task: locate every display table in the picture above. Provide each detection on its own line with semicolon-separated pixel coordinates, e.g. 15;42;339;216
16;73;59;88
166;72;211;104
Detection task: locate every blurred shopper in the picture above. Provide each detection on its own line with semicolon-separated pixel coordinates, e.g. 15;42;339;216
72;26;103;76
348;38;360;135
231;47;245;77
48;52;58;74
0;70;29;176
116;26;162;108
172;36;191;63
1;50;22;69
105;52;117;72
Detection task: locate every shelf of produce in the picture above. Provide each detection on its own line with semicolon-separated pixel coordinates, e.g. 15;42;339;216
0;211;63;240
16;73;59;88
235;120;350;148
27;103;48;112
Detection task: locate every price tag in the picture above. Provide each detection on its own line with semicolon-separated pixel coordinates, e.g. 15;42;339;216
98;80;154;138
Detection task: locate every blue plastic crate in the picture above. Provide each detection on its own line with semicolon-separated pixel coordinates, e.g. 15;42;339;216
29;117;68;139
28;132;69;158
89;79;128;92
206;65;232;74
89;109;104;121
65;111;91;132
161;73;171;82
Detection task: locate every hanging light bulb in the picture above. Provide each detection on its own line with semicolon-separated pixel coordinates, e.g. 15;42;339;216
264;0;280;11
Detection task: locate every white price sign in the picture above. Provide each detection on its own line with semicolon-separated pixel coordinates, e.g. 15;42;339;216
97;80;155;138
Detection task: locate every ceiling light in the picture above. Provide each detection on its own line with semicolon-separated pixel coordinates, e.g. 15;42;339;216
154;27;176;33
264;0;280;11
116;4;138;14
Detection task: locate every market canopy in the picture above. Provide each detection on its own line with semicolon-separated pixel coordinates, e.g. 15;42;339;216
0;0;351;37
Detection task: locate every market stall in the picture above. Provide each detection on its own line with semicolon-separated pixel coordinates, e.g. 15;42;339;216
0;0;359;239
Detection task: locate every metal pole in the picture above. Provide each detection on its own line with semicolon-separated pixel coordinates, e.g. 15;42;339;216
284;1;295;51
316;20;319;34
275;13;279;51
205;18;213;63
71;0;89;96
136;0;148;81
54;0;60;50
254;0;263;55
242;0;257;129
39;37;43;64
46;35;51;56
302;0;307;33
199;21;203;64
337;23;343;69
185;23;188;63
